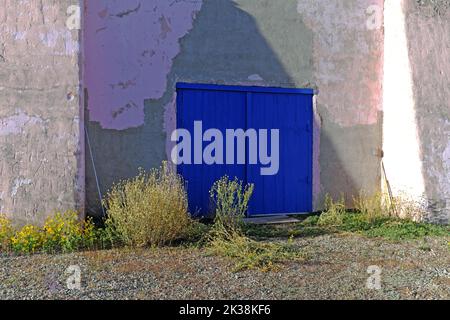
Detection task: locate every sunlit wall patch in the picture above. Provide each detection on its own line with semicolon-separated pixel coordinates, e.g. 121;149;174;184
383;0;426;200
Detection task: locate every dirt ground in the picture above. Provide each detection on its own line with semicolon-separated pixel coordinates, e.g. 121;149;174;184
0;232;448;300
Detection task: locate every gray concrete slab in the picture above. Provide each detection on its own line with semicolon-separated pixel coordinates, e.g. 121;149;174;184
244;215;301;225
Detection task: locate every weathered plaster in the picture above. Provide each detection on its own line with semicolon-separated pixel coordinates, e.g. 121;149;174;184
84;0;313;213
382;0;450;224
312;95;322;205
402;0;450;223
11;178;32;197
2;0;448;224
0;111;44;136
297;0;384;207
84;0;202;130
163;93;177;168
85;0;384;215
0;0;83;225
297;0;384;127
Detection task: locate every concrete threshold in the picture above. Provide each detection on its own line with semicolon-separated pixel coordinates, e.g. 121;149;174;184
244;215;301;225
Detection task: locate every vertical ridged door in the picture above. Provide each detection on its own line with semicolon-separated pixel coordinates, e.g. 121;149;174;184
176;83;313;217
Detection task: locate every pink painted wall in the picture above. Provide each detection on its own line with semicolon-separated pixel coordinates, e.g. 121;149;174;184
297;0;384;128
84;0;384;214
84;0;202;130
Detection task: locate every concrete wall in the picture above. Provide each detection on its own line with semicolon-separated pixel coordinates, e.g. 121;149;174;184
383;0;450;224
84;0;384;215
3;0;447;224
297;0;384;207
0;0;83;225
405;0;450;224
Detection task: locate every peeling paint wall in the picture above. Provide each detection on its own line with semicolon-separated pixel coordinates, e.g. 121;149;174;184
0;0;83;225
3;0;447;224
83;0;203;212
84;0;384;215
297;0;384;207
297;0;383;127
84;0;202;130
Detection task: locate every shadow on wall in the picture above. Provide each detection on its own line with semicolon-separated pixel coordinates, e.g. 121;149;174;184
403;1;450;223
318;110;382;207
84;0;358;217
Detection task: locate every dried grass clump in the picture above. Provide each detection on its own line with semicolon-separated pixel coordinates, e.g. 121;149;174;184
353;191;429;222
104;162;192;247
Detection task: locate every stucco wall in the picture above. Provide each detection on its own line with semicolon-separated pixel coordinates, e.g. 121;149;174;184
2;0;447;224
400;0;449;223
84;0;384;215
297;0;384;207
0;0;83;225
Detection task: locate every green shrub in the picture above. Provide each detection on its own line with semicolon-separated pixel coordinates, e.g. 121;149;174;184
7;211;97;254
11;225;43;254
181;221;211;245
353;192;393;221
209;176;254;237
89;225;120;250
353;191;430;222
208;234;306;272
313;194;449;240
0;215;13;251
41;211;93;253
300;215;320;226
207;176;305;271
317;195;347;227
81;217;98;249
103;162;192;247
361;219;449;240
390;195;429;222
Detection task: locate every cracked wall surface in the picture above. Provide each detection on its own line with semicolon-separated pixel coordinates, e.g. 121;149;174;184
0;0;83;225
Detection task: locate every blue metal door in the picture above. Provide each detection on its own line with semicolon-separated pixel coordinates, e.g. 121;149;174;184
247;92;313;215
176;83;313;217
176;85;247;215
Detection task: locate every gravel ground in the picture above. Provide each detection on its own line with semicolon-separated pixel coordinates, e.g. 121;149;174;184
0;234;448;300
